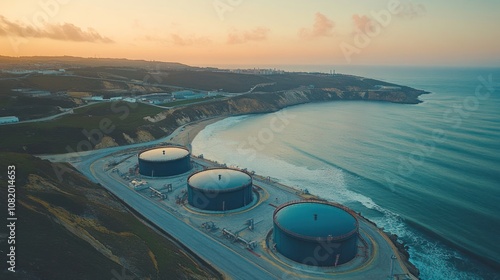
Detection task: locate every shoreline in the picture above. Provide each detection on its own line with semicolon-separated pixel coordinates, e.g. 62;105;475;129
176;105;500;274
167;94;424;148
173;114;421;278
169;117;227;147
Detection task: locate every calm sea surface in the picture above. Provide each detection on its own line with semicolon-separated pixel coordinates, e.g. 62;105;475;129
192;66;500;279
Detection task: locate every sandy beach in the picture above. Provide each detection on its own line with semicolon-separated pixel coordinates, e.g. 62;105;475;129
169;117;227;147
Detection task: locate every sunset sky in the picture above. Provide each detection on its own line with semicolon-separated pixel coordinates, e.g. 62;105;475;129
1;0;499;67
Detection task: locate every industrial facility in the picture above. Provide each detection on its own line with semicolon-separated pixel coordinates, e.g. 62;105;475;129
187;168;254;211
138;146;192;177
272;200;359;266
0;116;19;124
87;145;417;279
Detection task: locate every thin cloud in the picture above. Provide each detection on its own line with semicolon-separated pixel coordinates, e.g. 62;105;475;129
131;19;145;30
299;12;335;39
170;34;211;46
227;27;270;44
0;16;113;43
352;14;373;33
350;2;425;36
139;33;211;46
143;34;162;42
396;2;427;18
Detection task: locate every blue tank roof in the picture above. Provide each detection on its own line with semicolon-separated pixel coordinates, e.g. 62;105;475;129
139;146;189;161
274;201;357;239
188;168;252;191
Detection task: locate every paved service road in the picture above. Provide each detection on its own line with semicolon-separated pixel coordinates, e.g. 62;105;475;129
40;125;417;280
82;155;416;280
89;157;277;280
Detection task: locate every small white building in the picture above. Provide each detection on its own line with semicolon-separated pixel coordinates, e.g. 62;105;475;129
83;96;104;102
375;85;401;90
37;70;61;75
27;90;51;97
123;97;136;103
0;116;19;124
172;90;195;99
3;70;34;75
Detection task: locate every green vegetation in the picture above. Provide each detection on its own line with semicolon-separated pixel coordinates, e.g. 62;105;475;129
24;75;106;92
72;67;151;81
0;153;218;280
1;59;410;121
0;55;191;70
256;73;407;92
0;79;21;103
0;57;425;154
1;96;77;120
147;70;410;94
157;70;271;92
67;101;164;130
0;102;165;154
161;96;224;107
0;75;79;120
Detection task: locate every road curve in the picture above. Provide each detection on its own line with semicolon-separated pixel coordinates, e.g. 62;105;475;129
87;157;276;280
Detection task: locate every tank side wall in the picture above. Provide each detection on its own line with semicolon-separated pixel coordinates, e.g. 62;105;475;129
139;156;191;177
273;224;359;266
138;158;149;176
188;184;253;211
337;233;358;265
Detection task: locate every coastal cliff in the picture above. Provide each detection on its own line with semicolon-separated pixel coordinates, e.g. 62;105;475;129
143;86;426;141
0;75;428;154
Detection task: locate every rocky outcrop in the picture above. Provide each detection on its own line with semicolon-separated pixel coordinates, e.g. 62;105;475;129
122;130;156;144
386;232;421;278
356;211;420;279
95;136;119;149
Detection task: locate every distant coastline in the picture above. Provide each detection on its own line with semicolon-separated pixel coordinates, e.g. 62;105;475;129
139;84;428;143
0;68;428;154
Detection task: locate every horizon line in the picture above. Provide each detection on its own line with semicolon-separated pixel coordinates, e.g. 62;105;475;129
1;54;499;69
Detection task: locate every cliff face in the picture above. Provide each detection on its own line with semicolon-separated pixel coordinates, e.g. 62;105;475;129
144;87;426;139
0;80;427;154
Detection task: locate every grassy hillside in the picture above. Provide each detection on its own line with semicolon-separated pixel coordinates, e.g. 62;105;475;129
0;55;192;70
24;75;106;92
1;60;418;121
0;153;219;280
155;70;272;92
0;83;426;155
0;75;81;120
0;102;166;154
71;67;151;81
0;64;428;155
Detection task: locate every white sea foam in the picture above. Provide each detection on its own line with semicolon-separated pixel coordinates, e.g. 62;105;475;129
192;116;492;280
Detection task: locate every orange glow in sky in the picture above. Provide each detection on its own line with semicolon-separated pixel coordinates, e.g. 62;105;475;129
1;0;499;67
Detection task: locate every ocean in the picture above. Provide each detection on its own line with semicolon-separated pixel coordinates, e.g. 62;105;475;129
191;66;500;280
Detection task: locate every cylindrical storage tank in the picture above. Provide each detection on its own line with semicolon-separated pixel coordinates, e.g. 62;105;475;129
187;168;253;211
138;146;191;177
273;200;359;266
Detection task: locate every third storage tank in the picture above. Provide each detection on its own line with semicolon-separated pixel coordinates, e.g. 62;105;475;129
273;200;359;266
